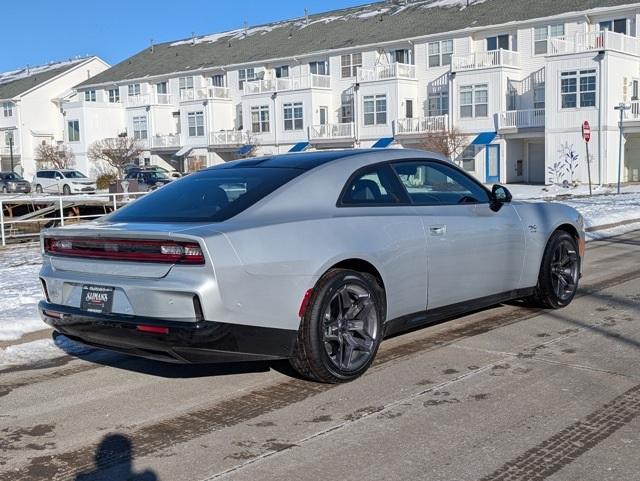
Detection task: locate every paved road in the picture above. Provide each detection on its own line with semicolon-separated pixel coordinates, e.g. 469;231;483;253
1;232;639;481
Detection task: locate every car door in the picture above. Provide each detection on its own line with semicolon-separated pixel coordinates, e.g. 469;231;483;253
391;160;526;310
40;171;54;192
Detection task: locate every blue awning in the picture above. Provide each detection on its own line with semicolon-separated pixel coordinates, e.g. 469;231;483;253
471;132;497;145
289;142;309;153
236;144;254;155
372;137;395;148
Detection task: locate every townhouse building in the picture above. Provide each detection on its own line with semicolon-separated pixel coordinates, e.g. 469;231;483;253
0;57;110;178
67;0;640;185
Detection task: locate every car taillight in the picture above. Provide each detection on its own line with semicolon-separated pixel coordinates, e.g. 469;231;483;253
44;237;205;264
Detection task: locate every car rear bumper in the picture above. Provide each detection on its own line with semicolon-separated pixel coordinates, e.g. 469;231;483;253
39;301;298;363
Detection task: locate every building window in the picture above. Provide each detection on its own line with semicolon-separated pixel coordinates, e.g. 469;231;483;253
238;68;256;90
283;102;303;131
393;49;414;65
127;84;141;97
275;66;289;78
561;70;596;109
3;102;13;117
211;74;226;87
341;53;362;78
309;61;329;76
187;111;205;137
534;24;564;55
600;19;627;34
460;84;488;118
363;94;387;125
428;92;449;116
428;40;453;67
534;82;545;109
341;93;354;124
179;77;194;95
462;146;476;172
251;105;270;133
84;90;97;102
67;120;80;142
486;34;509;51
156;81;168;94
132;116;148;140
108;88;120;103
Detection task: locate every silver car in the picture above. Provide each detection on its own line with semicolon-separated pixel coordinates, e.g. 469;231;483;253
38;150;585;382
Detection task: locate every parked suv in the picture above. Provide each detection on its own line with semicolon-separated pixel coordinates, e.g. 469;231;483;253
124;164;182;179
0;172;31;194
33;169;97;195
124;169;172;191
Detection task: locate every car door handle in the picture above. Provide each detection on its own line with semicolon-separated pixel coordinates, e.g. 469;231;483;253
429;225;447;236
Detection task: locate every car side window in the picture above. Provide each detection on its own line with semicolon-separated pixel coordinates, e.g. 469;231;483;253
391;161;490;205
341;164;409;206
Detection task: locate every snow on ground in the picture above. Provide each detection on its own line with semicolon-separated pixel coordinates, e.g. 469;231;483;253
0;188;638;367
0;242;45;341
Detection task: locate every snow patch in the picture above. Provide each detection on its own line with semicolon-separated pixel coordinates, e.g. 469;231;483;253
0;58;86;87
0;336;93;368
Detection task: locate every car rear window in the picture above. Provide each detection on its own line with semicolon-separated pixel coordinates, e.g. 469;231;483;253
108;167;303;223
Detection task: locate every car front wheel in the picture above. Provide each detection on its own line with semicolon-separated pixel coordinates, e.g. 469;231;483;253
532;231;580;309
35;184;43;194
290;269;384;383
62;184;71;195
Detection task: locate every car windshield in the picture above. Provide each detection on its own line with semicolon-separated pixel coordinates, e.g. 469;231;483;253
2;173;22;180
63;171;88;179
108;167;303;223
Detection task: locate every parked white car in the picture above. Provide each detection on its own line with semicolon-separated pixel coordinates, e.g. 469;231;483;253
33;170;97;195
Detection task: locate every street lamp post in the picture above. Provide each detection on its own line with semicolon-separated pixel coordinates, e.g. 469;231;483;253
614;102;631;194
9;135;14;173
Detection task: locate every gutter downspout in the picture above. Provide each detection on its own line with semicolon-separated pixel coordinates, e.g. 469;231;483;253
597;50;605;186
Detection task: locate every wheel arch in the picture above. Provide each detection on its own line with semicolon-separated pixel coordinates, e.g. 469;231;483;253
326;258;386;293
553;223;580;243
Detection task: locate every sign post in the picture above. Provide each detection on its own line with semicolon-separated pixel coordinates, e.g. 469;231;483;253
582;121;592;196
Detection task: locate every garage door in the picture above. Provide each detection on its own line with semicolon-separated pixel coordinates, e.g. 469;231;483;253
624;136;640;182
528;143;545;184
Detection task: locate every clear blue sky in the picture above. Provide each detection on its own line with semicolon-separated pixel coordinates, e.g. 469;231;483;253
1;0;365;72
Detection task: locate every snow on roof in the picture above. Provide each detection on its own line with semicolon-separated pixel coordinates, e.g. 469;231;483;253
0;58;86;87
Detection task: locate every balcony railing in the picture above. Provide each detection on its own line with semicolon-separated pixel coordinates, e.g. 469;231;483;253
151;134;182;149
625;101;640;121
395;115;448;135
309;122;354;140
0;143;19;156
125;94;176;107
452;49;520;71
209;130;249;146
499;109;545;129
243;74;331;95
549;30;640;56
357;63;417;82
180;87;231;102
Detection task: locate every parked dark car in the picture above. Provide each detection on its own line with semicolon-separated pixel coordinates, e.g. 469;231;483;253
124;169;172;191
0;171;31;194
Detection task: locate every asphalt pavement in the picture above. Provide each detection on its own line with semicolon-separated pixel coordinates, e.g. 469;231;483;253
1;231;639;481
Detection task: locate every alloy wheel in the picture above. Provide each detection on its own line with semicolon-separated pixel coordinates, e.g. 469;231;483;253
550;240;579;302
321;283;379;372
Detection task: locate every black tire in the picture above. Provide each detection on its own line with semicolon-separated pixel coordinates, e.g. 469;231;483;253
531;231;580;309
62;184;71;196
35;184;43;194
290;269;385;383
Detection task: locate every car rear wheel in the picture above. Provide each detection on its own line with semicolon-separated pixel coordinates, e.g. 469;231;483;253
290;269;384;383
531;231;580;309
35;184;43;194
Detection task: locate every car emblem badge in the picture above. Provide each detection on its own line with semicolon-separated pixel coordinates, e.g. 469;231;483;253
528;224;538;233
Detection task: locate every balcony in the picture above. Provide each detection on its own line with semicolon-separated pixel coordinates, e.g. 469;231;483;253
151;134;182;149
498;109;545;130
0;142;19;156
357;63;416;82
309;122;355;141
395;115;448;136
180;86;231;102
243;74;331;95
549;31;640;57
125;94;176;107
452;49;520;71
209;130;250;147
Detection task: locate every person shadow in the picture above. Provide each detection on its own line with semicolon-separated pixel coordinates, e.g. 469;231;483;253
75;434;159;481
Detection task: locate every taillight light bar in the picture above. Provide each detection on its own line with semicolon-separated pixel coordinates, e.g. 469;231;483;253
44;237;205;265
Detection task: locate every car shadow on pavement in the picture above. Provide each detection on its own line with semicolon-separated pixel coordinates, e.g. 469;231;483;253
74;434;158;481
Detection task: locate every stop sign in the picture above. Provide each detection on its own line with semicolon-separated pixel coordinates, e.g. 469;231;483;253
582;121;591;143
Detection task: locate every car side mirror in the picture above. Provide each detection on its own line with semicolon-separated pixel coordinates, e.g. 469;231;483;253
490;184;512;211
55;176;62;180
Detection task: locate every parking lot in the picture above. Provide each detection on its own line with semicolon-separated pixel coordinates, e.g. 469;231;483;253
0;230;638;481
